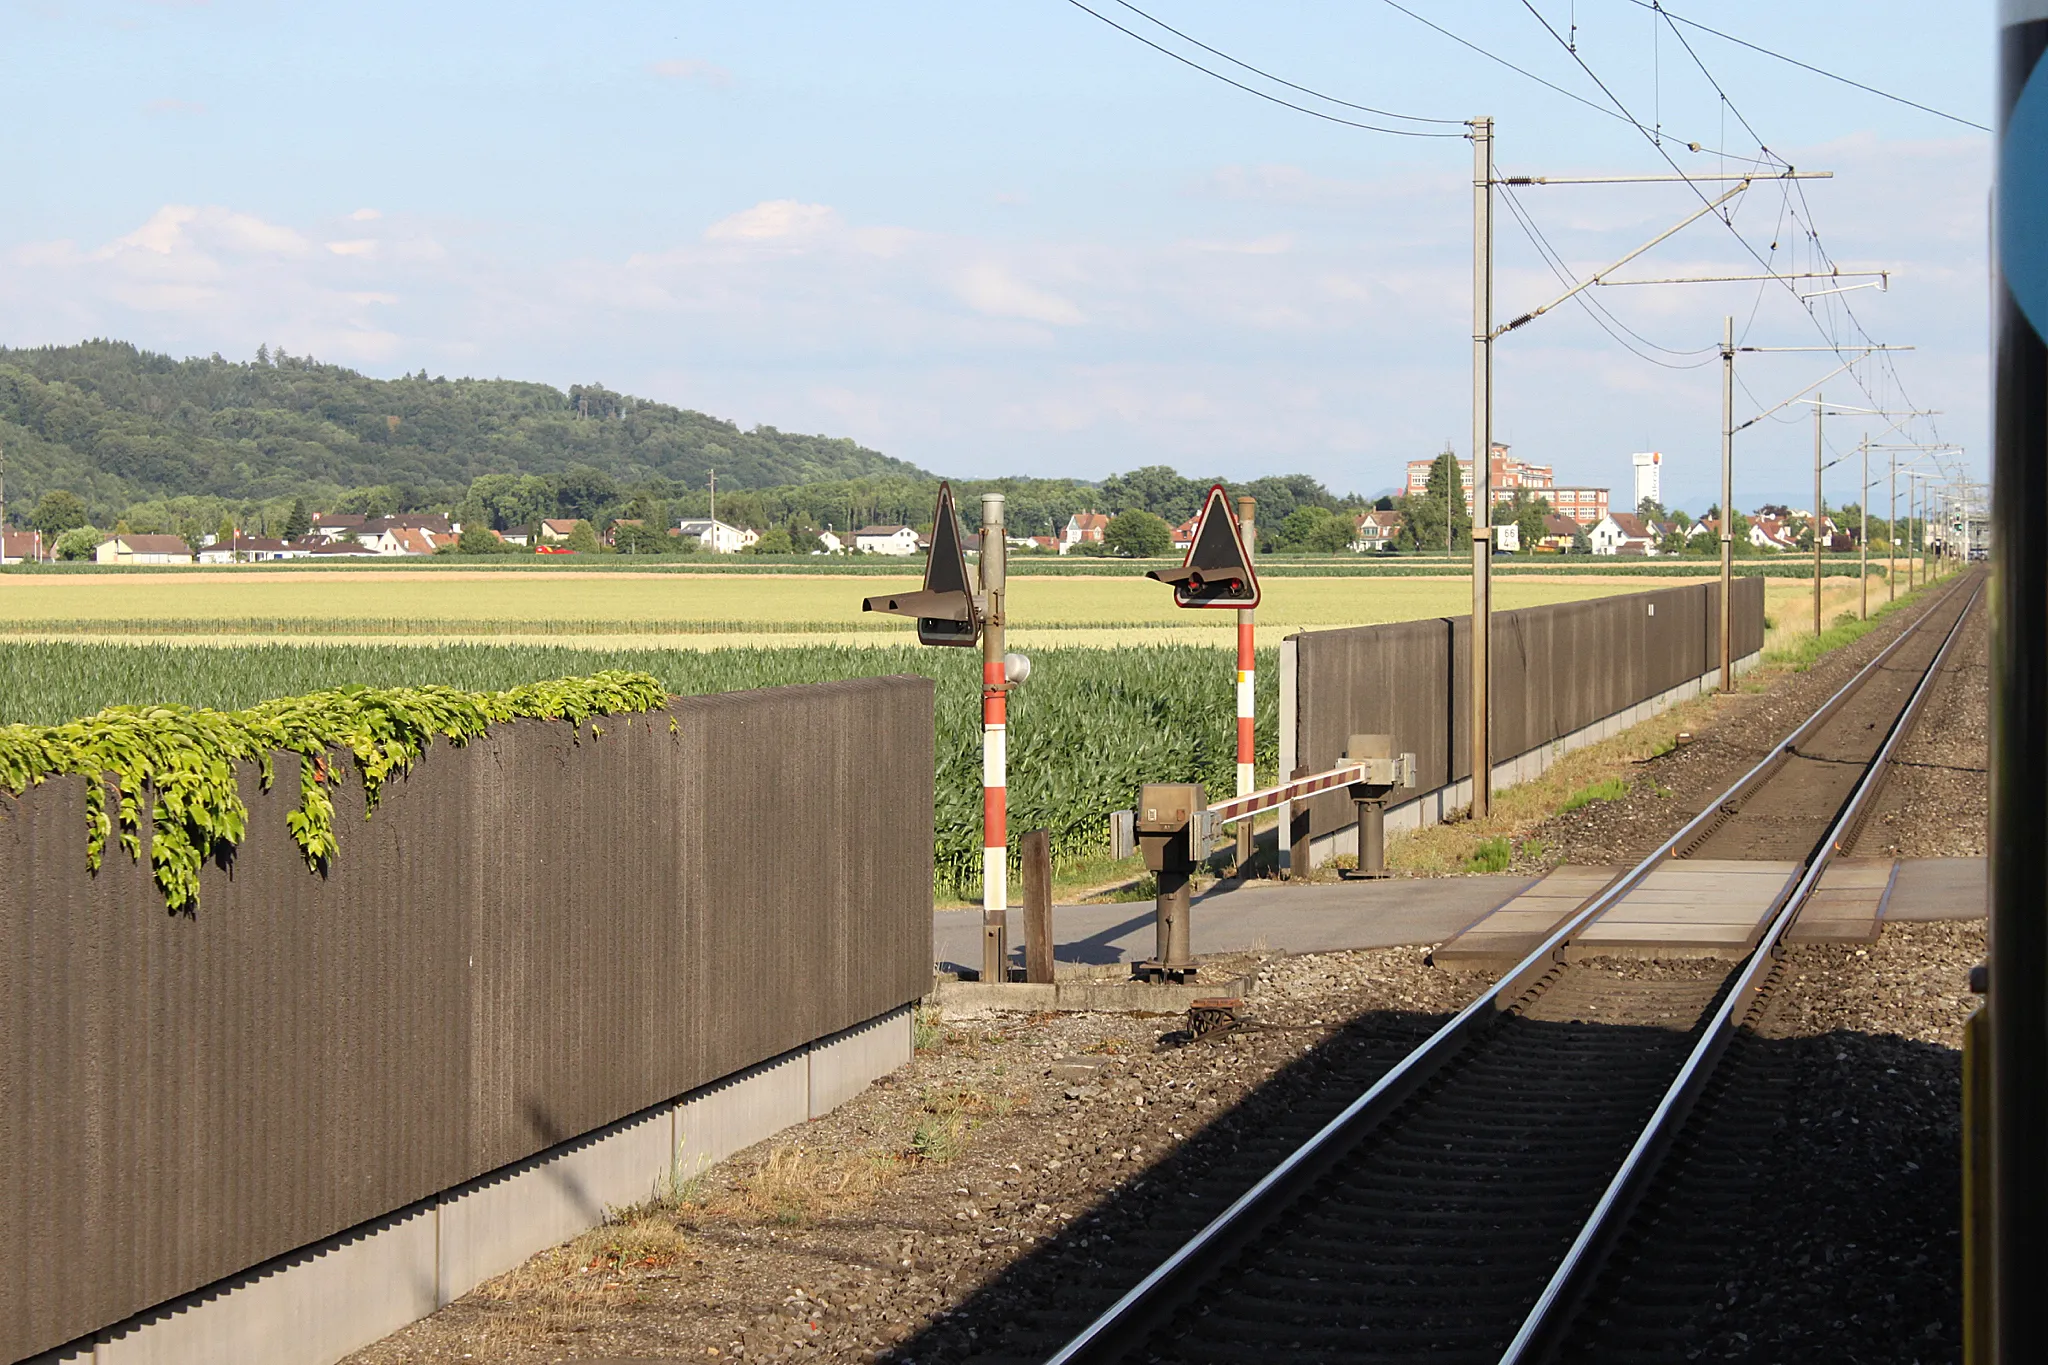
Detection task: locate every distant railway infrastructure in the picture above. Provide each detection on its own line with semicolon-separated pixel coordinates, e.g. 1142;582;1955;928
1043;570;1982;1365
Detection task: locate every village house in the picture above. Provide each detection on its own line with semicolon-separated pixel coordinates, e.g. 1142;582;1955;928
195;535;295;564
814;529;844;554
536;518;583;543
351;515;454;550
1589;512;1661;556
1536;514;1585;553
1061;511;1111;553
361;526;452;556
1171;516;1199;551
677;518;760;553
1749;516;1800;552
0;529;51;564
306;539;379;559
94;534;194;566
307;512;366;544
1351;509;1404;553
853;523;921;555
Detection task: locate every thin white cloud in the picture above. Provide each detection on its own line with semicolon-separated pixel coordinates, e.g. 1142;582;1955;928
1185;234;1294;256
0;146;1984;506
952;262;1084;326
648;57;734;88
349;208;382;222
703;199;840;243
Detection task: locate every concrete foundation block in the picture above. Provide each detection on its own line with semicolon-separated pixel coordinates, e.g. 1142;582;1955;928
674;1049;809;1178
435;1102;676;1305
95;1203;438;1365
933;978;1251;1017
808;1005;913;1117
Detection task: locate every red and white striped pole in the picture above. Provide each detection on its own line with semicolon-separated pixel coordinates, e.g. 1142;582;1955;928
980;492;1009;984
1235;495;1256;869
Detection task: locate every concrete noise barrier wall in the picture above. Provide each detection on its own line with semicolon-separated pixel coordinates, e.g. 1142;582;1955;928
1285;579;1765;848
0;676;935;1365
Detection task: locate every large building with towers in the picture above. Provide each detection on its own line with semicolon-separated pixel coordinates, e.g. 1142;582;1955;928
1404;443;1610;526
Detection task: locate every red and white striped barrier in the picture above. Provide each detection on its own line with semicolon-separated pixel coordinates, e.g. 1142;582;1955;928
1207;762;1375;826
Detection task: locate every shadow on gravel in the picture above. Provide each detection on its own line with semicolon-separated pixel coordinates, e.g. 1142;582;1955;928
1563;1025;1964;1365
882;1002;1457;1364
881;1011;1963;1365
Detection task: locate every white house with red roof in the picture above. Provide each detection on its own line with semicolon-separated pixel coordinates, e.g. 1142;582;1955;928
1060;511;1111;553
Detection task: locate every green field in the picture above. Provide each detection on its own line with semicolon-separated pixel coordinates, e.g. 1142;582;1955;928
0;640;1278;897
0;567;1688;647
0;563;1904;897
4;554;1899;579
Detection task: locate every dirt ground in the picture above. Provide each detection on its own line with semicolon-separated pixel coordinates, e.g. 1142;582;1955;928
345;579;1988;1365
344;950;1492;1364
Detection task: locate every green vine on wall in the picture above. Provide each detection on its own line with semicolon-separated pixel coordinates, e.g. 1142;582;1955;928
0;670;667;913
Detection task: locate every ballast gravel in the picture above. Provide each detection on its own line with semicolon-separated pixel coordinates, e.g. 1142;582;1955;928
343;948;1490;1365
1663;919;1980;1364
1538;585;1981;868
1852;605;1988;859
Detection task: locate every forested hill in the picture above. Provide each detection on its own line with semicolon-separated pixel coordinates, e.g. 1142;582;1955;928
0;340;931;520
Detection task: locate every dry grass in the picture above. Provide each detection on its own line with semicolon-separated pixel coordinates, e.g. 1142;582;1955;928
464;1205;694;1339
1761;576;1873;657
711;1144;903;1225
907;1086;1022;1164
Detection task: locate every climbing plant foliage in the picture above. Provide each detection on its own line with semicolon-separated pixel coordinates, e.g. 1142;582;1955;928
0;670;667;913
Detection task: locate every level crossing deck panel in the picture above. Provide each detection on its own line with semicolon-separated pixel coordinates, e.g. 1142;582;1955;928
1574;858;1800;957
1431;865;1622;965
1785;858;1897;944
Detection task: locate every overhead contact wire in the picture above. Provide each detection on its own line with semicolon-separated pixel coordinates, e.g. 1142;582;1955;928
1061;0;1462;137
1104;0;1463;124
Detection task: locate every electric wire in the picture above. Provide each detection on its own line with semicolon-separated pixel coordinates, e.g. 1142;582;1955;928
1102;0;1464;124
1639;4;1951;460
1514;0;1939;456
1060;0;1463;137
1498;181;1718;369
1373;0;1773;164
1621;0;1990;133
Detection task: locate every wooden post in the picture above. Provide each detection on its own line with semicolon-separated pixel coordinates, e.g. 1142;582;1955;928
1022;829;1054;985
1288;765;1313;875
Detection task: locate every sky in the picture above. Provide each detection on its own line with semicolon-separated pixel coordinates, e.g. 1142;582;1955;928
0;0;1991;511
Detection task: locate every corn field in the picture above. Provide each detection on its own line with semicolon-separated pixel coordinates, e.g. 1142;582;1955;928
0;641;1278;898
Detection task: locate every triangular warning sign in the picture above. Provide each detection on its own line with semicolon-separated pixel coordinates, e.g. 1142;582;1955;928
860;482;983;645
1147;485;1259;609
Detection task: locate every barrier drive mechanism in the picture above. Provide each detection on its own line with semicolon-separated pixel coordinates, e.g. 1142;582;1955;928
1120;739;1415;981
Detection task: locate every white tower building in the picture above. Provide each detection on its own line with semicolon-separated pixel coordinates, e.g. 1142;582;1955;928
1631;451;1662;511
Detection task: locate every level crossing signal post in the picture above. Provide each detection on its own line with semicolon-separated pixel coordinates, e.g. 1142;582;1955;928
862;483;1028;986
1144;483;1262;871
1234;496;1257;871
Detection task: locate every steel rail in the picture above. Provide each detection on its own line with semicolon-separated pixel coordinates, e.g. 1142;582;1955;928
1043;571;1980;1365
1498;569;1983;1364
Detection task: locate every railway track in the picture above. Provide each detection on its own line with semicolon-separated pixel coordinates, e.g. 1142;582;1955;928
1042;570;1983;1365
